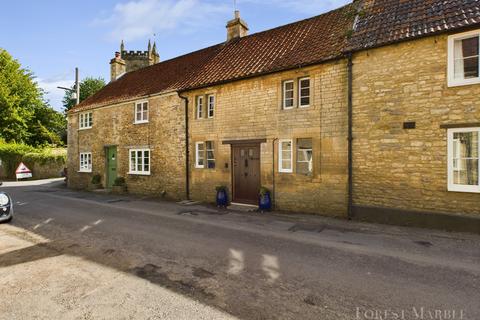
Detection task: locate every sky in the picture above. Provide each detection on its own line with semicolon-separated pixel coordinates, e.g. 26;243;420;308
0;0;350;111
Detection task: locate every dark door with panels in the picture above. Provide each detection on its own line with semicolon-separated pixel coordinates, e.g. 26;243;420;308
232;145;261;204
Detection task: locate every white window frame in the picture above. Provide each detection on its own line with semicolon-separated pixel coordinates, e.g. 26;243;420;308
296;138;313;175
79;152;92;173
283;80;294;109
195;142;205;168
278;139;293;173
196;96;204;119
207;95;215;118
447;29;480;87
298;77;311;108
134;101;149;124
206;141;215;169
129;148;151;175
79;112;93;130
447;127;480;193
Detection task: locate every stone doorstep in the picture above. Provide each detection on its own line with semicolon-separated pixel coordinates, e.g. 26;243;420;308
177;200;200;206
227;202;258;212
92;188;109;193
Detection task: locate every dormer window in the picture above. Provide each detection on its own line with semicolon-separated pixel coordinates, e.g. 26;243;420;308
135;101;149;124
448;30;480;87
79;112;93;129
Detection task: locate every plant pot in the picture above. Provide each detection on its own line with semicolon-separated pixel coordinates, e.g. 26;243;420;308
112;185;127;194
259;191;272;211
216;189;228;207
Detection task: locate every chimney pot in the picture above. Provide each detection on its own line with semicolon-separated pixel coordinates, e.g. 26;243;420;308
226;10;248;41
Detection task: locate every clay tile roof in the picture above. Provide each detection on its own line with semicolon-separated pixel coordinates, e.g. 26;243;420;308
348;0;480;51
71;3;356;112
183;4;356;90
72;44;222;112
73;0;480;112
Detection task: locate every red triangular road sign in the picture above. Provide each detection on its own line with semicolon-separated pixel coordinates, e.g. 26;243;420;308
15;162;32;174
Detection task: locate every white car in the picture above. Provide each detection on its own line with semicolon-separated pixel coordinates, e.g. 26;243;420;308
0;182;13;223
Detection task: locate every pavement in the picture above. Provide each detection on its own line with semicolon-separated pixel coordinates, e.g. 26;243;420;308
0;179;479;320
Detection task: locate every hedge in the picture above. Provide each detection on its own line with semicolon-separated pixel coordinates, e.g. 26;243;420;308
0;142;66;179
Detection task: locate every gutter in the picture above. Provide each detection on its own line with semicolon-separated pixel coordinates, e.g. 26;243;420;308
178;93;190;200
347;53;353;220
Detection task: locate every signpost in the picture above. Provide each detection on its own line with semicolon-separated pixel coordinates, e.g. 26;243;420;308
15;162;32;180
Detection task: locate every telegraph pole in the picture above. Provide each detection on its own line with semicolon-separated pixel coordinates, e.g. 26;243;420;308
58;67;80;107
75;67;80;106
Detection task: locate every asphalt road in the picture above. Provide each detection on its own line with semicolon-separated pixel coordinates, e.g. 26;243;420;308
1;179;479;320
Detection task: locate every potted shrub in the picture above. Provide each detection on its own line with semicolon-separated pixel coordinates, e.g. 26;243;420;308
112;177;127;194
88;174;102;190
215;185;229;207
259;187;272;212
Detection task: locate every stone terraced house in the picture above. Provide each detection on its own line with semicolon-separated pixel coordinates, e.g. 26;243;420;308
68;0;480;232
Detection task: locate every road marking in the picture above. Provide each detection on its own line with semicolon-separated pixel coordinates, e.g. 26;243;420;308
33;218;54;230
80;225;92;233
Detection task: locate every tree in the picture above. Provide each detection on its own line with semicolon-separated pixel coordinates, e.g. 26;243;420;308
27;104;67;146
62;77;106;112
0;48;66;146
0;49;40;143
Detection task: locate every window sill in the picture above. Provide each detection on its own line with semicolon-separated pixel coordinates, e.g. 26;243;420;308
78;127;92;131
278;170;293;174
448;77;480;88
134;121;149;125
448;185;480;193
128;172;151;176
299;105;311;108
78;170;92;173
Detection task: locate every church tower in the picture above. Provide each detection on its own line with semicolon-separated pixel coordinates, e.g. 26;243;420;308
110;40;160;81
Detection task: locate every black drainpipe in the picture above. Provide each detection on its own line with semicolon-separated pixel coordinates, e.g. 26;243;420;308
272;138;278;209
347;53;353;220
178;93;190;200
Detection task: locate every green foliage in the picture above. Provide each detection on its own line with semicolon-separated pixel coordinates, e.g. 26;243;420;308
0;142;66;178
0;48;66;146
27;104;67;146
113;177;126;187
22;149;66;165
62;77;106;112
91;174;102;185
216;185;227;192
259;186;270;196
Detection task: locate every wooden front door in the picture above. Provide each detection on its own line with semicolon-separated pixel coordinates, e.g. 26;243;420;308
232;145;261;204
106;146;117;189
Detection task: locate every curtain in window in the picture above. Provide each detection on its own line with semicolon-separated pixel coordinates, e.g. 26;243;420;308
453;132;479;186
455;37;479;79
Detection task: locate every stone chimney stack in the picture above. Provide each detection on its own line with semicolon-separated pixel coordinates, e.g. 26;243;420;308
226;10;248;41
